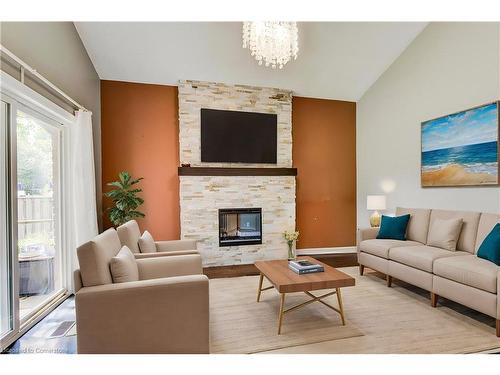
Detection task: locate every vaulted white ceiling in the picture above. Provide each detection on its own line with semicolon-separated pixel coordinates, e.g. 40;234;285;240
75;22;427;101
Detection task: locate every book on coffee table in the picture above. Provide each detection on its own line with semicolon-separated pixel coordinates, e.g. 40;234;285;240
288;260;324;274
289;260;323;270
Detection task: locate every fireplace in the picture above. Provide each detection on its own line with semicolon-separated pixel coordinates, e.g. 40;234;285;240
219;208;262;247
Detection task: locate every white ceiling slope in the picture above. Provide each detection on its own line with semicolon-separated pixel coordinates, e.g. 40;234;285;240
75;22;427;101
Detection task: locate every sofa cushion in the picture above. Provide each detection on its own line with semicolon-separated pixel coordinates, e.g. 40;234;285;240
389;245;467;273
428;209;480;254
116;220;141;253
475;213;500;253
138;230;157;253
377;214;411;241
477;223;500;266
77;228;122;287
427;218;463;251
395;207;431;244
433;254;499;293
359;239;421;259
110;246;139;283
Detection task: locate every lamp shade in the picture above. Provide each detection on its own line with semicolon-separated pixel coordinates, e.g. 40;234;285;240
367;195;386;210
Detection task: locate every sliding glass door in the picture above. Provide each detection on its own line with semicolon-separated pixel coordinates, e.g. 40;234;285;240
0;93;66;350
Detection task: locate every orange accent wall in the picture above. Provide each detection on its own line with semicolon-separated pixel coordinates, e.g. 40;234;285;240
292;97;357;249
101;80;180;239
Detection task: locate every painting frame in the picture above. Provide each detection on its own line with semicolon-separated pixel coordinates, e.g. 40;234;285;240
420;101;500;188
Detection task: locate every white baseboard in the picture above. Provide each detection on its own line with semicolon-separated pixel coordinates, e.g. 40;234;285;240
296;246;357;255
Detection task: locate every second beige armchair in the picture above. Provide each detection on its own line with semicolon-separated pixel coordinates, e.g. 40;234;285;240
117;220;198;259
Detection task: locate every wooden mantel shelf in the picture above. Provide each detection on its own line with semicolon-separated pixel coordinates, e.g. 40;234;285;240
178;166;297;176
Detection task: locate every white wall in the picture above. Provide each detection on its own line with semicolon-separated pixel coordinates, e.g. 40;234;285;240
357;22;500;227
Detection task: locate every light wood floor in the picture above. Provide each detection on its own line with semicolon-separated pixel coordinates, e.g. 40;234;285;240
262;267;500;354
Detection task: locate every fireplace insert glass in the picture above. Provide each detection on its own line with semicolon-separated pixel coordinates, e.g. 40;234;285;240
219;208;262;247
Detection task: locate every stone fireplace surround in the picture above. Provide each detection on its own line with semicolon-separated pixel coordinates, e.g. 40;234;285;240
178;80;296;267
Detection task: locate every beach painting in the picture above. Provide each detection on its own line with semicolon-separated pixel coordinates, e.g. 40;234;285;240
421;102;499;187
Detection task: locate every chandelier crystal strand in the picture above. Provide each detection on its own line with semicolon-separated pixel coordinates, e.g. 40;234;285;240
242;22;299;69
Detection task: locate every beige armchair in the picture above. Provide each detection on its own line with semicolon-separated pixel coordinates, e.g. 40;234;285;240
74;228;209;354
117;220;198;259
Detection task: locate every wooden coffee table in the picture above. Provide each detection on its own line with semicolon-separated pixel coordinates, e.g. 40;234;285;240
254;256;355;334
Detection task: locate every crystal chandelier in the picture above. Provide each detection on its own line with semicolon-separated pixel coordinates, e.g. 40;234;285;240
242;22;299;69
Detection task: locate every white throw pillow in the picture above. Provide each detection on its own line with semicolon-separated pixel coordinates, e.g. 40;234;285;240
138;230;157;253
427;218;463;251
110;246;139;283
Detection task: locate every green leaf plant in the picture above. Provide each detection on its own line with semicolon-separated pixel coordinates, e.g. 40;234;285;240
104;171;145;226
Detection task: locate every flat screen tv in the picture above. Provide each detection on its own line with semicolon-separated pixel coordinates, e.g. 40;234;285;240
201;108;277;163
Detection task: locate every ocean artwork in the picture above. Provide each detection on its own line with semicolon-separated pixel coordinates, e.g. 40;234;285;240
421;102;499;187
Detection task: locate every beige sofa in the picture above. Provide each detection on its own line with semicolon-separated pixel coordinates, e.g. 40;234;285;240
74;228;209;353
117;220;198;259
357;207;500;337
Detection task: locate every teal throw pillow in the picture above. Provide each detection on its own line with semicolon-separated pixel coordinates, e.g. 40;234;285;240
477;223;500;266
376;214;411;241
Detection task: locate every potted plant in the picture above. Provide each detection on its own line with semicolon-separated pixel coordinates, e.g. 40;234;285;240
284;230;300;260
105;171;145;226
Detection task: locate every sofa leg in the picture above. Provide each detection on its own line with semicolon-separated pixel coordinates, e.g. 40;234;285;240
359;264;365;276
431;293;438;308
497;319;500;337
386;275;392;287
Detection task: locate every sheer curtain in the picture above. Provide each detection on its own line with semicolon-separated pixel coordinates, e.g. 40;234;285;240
68;109;98;291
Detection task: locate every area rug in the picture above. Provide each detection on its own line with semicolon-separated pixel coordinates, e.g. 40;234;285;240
209;275;364;354
256;267;500;354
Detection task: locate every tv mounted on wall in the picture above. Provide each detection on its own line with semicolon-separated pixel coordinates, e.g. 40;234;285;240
201;108;278;163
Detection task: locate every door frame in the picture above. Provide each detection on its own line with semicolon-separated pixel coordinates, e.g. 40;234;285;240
0;95;19;351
